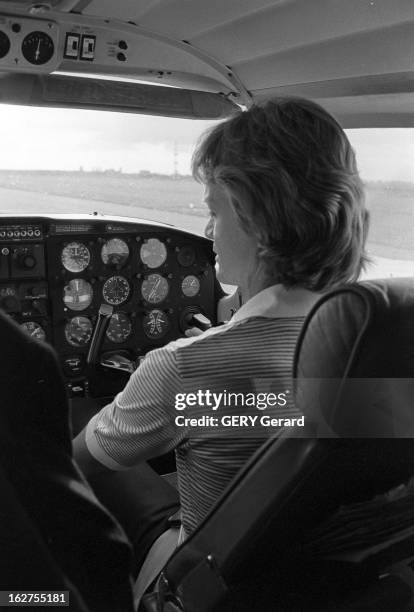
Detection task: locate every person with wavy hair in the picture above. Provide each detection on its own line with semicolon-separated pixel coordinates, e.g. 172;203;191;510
193;97;368;296
74;97;369;598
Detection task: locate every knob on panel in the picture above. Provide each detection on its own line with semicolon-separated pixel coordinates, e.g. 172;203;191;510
180;306;211;333
19;254;37;269
10;245;45;278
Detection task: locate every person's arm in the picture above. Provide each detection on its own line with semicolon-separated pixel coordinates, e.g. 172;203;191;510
73;343;186;476
73;426;114;480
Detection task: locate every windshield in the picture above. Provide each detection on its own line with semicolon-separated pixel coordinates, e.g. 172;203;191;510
0;104;214;235
1;104;413;279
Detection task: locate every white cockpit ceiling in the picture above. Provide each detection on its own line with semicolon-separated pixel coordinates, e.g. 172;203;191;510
1;0;414;125
79;0;414;85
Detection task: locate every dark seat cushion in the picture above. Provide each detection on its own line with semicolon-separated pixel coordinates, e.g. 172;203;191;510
0;311;134;612
294;279;414;436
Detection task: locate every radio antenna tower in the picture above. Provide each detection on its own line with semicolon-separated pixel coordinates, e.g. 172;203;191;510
173;141;178;179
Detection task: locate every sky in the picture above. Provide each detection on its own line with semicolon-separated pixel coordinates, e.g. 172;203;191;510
0;104;414;181
0;104;216;175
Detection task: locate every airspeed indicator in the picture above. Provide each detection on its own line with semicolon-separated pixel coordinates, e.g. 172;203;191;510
61;242;90;273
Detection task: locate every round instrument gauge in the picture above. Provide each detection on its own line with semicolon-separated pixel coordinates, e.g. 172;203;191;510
177;245;196;267
140;238;167;269
65;316;93;347
106;313;132;344
141;274;169;304
0;31;11;59
20;321;46;342
102;275;130;306
61;242;91;273
181;275;200;297
22;31;54;65
143;309;170;339
101;238;129;267
63;279;93;311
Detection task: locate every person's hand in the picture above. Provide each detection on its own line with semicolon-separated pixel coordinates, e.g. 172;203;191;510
184;312;212;337
184;326;205;337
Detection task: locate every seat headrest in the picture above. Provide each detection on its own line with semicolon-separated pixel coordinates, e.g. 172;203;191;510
293;279;414;437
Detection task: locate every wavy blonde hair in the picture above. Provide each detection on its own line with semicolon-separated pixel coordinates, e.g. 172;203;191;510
192;97;369;291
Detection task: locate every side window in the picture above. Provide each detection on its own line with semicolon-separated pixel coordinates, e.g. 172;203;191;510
347;129;414;280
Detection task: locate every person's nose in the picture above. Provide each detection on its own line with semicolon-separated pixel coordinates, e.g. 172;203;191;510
204;216;214;240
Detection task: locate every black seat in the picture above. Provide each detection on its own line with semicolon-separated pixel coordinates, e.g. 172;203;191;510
0;462;89;611
295;278;414;438
0;311;134;612
142;279;414;611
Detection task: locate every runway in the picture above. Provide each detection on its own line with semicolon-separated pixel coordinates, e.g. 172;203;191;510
1;187;414;279
0;186;206;235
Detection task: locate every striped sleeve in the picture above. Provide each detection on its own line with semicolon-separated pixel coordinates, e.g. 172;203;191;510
85;345;187;469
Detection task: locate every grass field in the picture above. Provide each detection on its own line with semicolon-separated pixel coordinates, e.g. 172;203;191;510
0;171;414;261
0;171;206;217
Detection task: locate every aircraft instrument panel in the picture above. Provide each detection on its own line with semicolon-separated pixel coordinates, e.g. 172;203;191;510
0;216;219;399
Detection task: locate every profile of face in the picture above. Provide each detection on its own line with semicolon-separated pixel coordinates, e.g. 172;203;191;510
204;183;259;290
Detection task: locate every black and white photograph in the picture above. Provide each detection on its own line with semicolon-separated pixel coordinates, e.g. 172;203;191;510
1;1;414;610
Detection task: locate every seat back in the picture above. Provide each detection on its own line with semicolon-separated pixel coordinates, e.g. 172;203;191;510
0;311;135;612
294;278;414;437
0;463;88;610
149;279;414;611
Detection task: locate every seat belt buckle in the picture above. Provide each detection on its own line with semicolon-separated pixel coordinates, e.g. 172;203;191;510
168;509;182;526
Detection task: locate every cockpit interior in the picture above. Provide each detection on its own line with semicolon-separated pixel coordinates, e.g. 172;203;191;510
1;1;414;610
0;215;219;433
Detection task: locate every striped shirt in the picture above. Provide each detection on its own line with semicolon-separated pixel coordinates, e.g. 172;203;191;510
86;285;319;536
